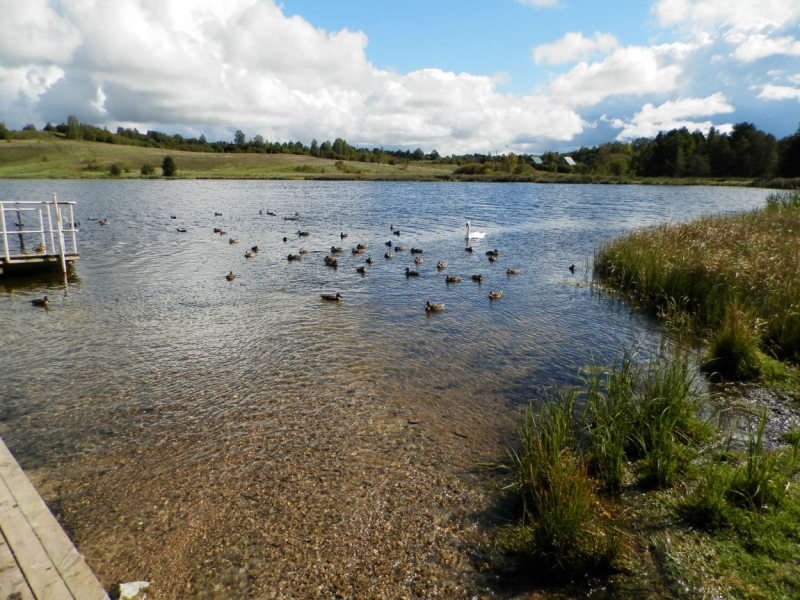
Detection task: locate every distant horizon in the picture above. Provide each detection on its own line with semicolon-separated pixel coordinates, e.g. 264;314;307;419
2;0;799;154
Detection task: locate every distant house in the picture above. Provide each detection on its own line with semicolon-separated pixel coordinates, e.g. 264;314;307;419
563;156;577;167
531;156;543;165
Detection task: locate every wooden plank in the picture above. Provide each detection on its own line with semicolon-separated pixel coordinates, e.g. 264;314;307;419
0;529;35;600
0;440;109;600
0;474;73;599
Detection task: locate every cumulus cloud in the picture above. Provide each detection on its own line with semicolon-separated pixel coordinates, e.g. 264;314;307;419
608;93;734;139
757;84;800;101
0;0;82;66
733;35;800;62
532;32;619;65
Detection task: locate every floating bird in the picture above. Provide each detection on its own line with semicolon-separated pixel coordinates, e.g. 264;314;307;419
425;301;445;312
267;211;277;216
385;252;393;258
287;253;301;261
405;268;420;277
410;248;423;254
229;238;239;244
415;257;423;264
393;230;401;236
488;255;497;262
395;246;406;251
215;212;222;216
99;219;109;226
341;232;348;239
214;228;222;233
465;246;473;252
31;296;49;307
259;210;262;215
284;216;299;221
32;243;45;253
445;275;461;283
366;257;374;264
245;251;255;258
357;243;368;250
506;268;519;275
171;215;177;219
176;228;187;233
437;262;447;269
219;230;228;235
331;246;343;253
356;266;367;274
385;241;393;247
226;271;235;281
486;249;499;256
472;274;483;282
251;246;259;253
466;222;486;239
283;237;288;242
299;248;309;254
297;231;310;236
390;225;395;230
324;256;339;267
489;291;503;299
352;247;365;254
321;292;342;301
569;264;576;273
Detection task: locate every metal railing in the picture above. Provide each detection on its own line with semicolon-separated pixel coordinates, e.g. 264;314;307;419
0;194;78;273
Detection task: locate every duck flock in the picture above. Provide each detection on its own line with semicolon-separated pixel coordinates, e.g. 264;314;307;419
216;211;522;313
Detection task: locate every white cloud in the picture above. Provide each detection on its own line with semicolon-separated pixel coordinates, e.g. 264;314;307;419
790;73;800;84
609;93;735;139
757;84;800;101
549;45;688;106
732;34;800;62
0;0;82;66
516;0;560;7
532;32;619;65
654;0;800;32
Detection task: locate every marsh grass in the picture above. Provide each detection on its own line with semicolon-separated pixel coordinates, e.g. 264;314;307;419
595;192;800;380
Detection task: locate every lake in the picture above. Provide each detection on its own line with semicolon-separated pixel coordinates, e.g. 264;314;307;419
0;180;768;597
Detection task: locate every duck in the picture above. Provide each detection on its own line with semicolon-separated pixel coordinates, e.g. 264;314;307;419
486;249;499;256
385;241;393;247
226;271;235;281
251;246;259;253
267;211;277;216
395;246;406;251
259;210;262;215
425;301;445;312
366;257;374;264
299;248;309;254
229;238;239;244
297;231;310;236
287;253;301;261
472;274;483;282
466;222;486;239
488;255;497;262
324;256;339;266
171;215;177;219
31;296;49;307
506;268;519;275
245;251;255;258
283;237;288;242
385;252;393;259
331;246;344;253
176;228;187;233
32;243;45;254
390;225;395;230
356;266;367;274
405;268;420;277
356;243;368;250
445;275;461;283
393;230;401;236
489;291;503;299
351;247;365;254
465;246;473;252
219;230;228;235
213;227;222;233
569;264;576;273
410;248;423;254
215;212;223;217
341;232;348;239
99;219;109;226
321;292;342;301
414;257;423;264
437;262;447;269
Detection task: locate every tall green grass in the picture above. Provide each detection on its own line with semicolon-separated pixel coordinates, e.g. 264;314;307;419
595;191;800;380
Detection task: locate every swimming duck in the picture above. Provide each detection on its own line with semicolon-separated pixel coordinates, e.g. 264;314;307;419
569;264;576;273
356;266;367;274
171;215;177;219
506;268;519;275
215;212;223;217
299;248;309;254
287;253;301;261
366;257;374;264
393;230;401;236
176;228;187;233
486;249;499;257
321;293;342;301
297;231;310;236
251;246;259;253
219;230;228;235
425;301;445;312
414;257;423;264
324;256;339;266
395;246;406;251
385;241;393;246
283;237;288;242
390;225;395;230
488;255;497;262
405;268;420;277
341;232;348;239
267;211;277;216
213;228;222;233
32;243;45;254
437;262;447;269
465;246;473;252
229;238;239;244
489;291;503;299
410;248;423;254
226;272;235;281
357;243;368;250
445;275;461;283
331;246;343;253
99;219;109;226
352;247;365;254
472;274;483;282
245;251;255;259
385;252;393;258
31;296;49;307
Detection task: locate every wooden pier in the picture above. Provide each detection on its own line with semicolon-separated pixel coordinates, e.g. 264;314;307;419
0;197;79;278
0;438;108;599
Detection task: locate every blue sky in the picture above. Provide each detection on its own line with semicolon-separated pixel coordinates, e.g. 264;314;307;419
1;0;799;154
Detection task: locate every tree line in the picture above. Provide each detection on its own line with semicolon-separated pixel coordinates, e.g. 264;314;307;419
3;115;799;179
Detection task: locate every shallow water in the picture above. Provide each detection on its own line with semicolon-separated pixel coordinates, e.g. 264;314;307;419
0;181;768;596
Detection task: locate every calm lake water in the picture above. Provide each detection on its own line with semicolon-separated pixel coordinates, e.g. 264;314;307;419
0;180;770;596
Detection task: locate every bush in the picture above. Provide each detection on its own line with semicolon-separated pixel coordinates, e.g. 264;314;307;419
140;163;154;176
109;163;122;177
161;156;177;176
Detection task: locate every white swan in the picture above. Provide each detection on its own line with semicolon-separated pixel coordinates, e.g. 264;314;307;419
465;222;486;239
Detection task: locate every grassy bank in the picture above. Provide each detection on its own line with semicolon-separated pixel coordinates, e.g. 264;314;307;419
594;191;800;383
497;348;800;598
0;134;790;186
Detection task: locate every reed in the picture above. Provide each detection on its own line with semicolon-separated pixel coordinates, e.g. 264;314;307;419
595;192;800;379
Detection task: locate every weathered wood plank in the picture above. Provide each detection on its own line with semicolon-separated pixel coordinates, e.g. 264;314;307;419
0;440;109;600
0;529;35;600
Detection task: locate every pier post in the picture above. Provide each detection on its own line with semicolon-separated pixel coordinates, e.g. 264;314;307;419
53;193;67;274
